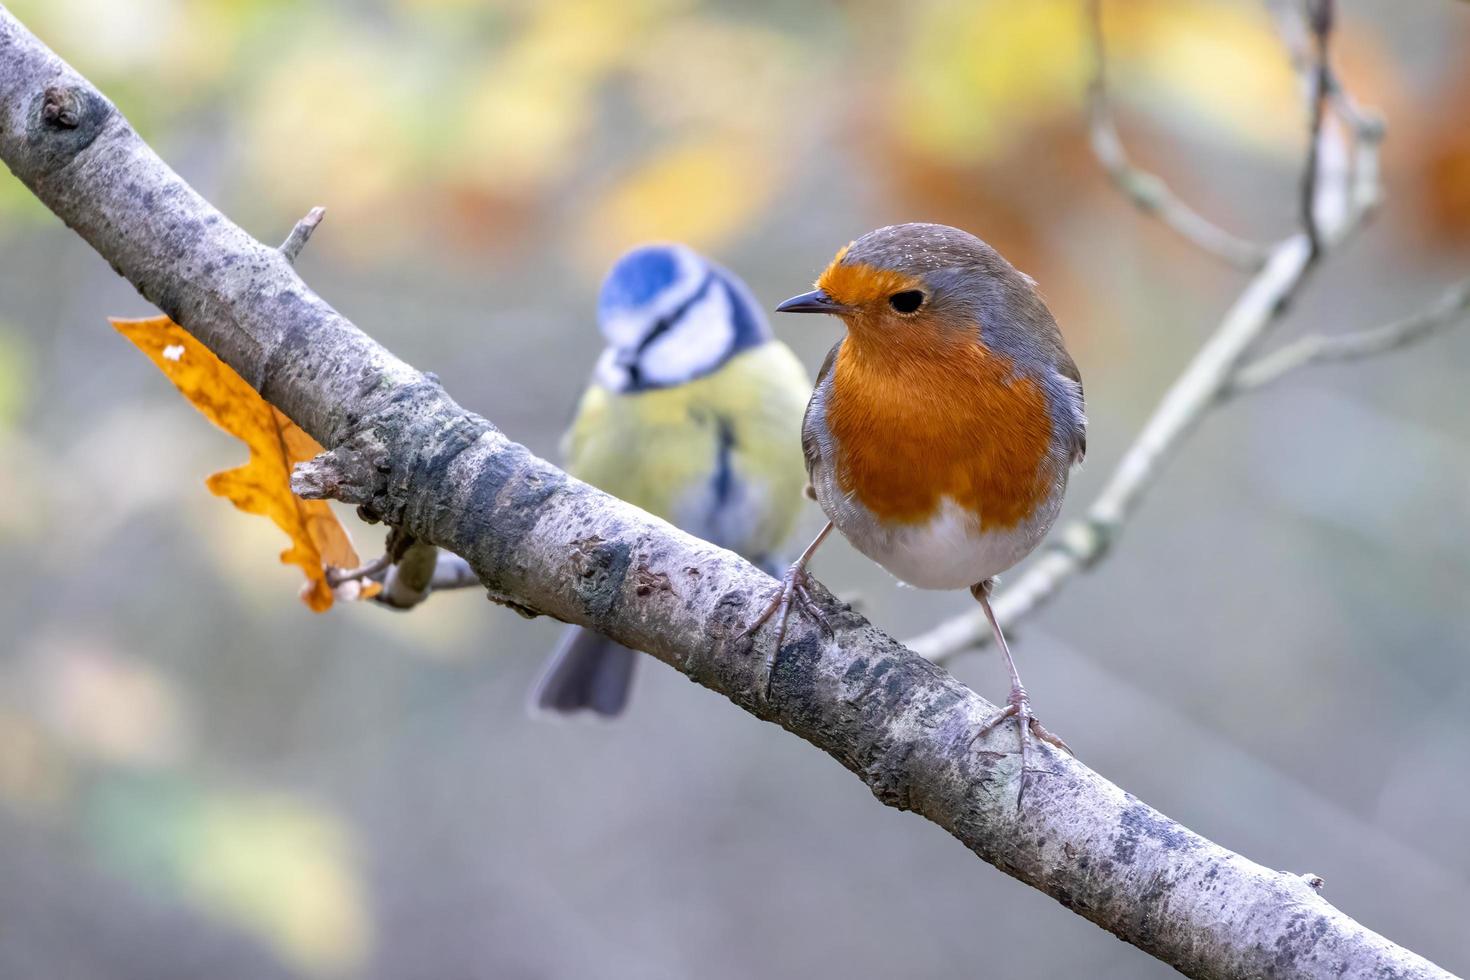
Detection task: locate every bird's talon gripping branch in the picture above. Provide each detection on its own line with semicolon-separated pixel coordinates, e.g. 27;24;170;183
739;522;835;695
325;553;392;588
792;577;833;640
741;563;827;696
974;684;1070;809
1029;716;1073;757
966;579;1073;809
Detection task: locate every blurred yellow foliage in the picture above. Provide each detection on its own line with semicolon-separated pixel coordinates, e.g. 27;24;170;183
240;34;417;240
450;0;687;195
628;17;804;135
5;0;286;97
0;0;1428;263
184;794;370;977
90;778;369;977
0;321;30;427
895;0;1301;165
0;707;72;817
577;134;776;271
34;636;189;768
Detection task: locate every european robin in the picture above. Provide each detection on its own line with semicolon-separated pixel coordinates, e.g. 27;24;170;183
532;243;811;716
751;222;1087;790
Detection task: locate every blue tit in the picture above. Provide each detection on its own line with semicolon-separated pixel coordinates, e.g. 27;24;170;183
531;243;812;717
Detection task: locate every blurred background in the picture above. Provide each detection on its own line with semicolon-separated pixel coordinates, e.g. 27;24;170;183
1;0;1467;977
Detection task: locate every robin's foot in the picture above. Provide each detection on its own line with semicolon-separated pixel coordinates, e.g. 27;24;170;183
740;563;829;695
974;682;1073;809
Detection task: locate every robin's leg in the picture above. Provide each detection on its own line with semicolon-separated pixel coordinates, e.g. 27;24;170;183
970;580;1072;808
741;521;834;693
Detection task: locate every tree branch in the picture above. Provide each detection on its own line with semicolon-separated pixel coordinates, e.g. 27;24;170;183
1227;278;1470;396
0;7;1454;979
1084;0;1270;270
1299;0;1334;258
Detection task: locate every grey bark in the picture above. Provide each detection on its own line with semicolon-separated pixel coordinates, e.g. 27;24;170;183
0;8;1456;979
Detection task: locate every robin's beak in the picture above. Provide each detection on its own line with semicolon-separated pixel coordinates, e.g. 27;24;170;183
776;289;849;315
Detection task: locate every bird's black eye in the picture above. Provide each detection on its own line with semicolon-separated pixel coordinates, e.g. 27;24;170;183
889;290;925;314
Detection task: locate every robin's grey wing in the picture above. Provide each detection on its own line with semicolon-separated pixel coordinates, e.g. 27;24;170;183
1053;352;1086;463
968;255;1087;464
801;339;842;485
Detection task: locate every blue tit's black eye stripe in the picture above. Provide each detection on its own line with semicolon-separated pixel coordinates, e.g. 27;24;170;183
634;270;717;358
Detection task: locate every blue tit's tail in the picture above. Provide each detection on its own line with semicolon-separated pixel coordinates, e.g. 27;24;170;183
531;626;638;718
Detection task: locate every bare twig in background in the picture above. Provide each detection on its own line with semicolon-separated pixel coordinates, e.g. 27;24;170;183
279;205;325;263
373;539;443;609
1084;0;1269;270
0;9;1455;977
424;551;481;591
1299;0;1333;257
325;551;391;588
1227;278;1470;395
909;0;1447;663
1269;0;1385;222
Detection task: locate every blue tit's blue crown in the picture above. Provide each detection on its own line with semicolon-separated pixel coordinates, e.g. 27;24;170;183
595;243;772;393
599;246;682;314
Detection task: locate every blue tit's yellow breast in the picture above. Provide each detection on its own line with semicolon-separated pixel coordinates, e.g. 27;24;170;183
562;342;811;560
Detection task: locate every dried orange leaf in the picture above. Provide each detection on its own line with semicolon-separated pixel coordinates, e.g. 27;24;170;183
111;316;369;611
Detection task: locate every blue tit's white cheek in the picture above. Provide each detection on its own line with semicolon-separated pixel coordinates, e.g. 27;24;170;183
593;347;632;392
600;310;650;351
638;282;736;387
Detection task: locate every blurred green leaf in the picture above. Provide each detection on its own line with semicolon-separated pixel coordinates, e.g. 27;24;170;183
89;775;370;978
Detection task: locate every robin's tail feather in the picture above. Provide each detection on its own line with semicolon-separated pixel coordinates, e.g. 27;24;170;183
531;627;637;718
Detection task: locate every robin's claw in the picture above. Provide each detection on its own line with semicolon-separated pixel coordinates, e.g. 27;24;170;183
741;563;829;696
791;578;833;640
973;684;1068;810
1028;716;1073;756
738;523;835;697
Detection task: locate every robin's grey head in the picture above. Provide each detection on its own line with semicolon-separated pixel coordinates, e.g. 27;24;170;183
775;223;1050;348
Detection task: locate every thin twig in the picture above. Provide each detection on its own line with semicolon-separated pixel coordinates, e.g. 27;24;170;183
1300;0;1333;258
1227;279;1470;396
1271;0;1385;232
1305;5;1328;257
326;551;391;588
347;542;483;610
279;205;326;263
1084;0;1269;271
427;551;480;590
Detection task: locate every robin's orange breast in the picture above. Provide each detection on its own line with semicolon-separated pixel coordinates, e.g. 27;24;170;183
824;329;1055;530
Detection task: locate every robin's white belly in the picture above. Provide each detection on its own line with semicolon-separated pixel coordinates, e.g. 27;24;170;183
824;492;1064;591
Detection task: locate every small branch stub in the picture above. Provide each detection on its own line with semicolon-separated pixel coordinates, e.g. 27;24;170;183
280;206;326;263
40;86;80;129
